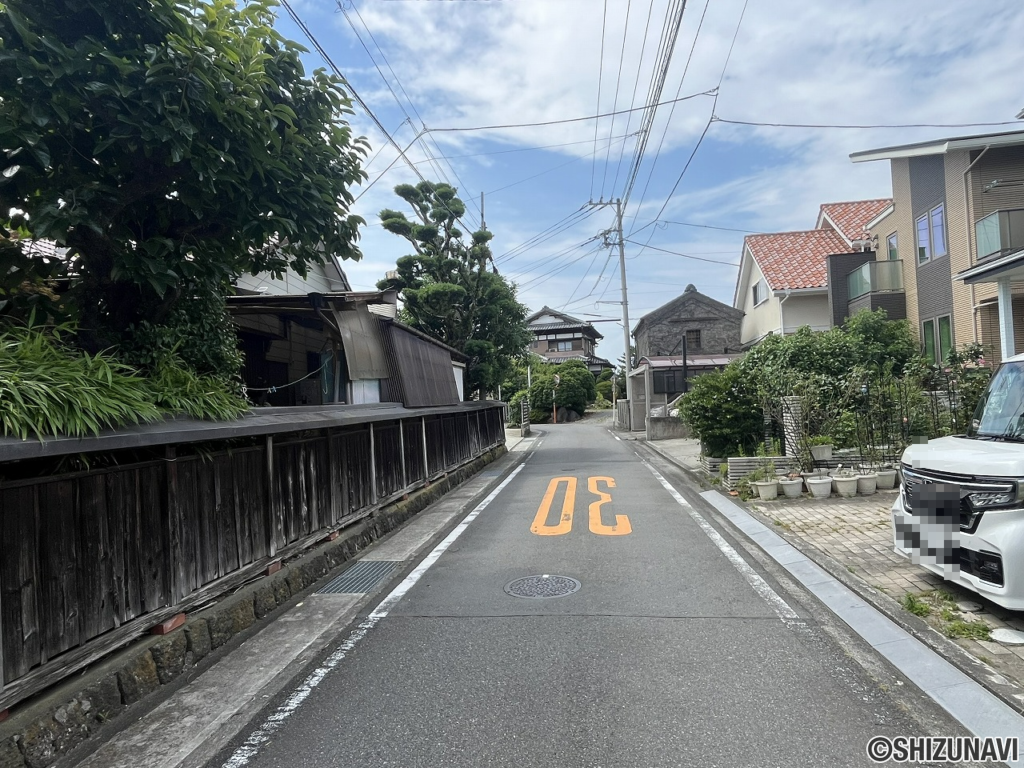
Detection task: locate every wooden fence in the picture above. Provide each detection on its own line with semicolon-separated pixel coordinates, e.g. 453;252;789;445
0;405;505;711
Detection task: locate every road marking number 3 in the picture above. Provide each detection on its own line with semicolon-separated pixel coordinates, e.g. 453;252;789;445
530;476;632;536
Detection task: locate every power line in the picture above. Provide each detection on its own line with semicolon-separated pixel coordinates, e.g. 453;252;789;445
279;0;480;239
630;0;748;237
712;117;1023;130
623;239;738;265
620;0;687;207
590;0;609;200
496;206;592;262
425;90;716;134
625;0;710;232
338;0;482;227
600;0;634;200
659;219;762;233
485;133;636;196
609;0;657;198
407;133;635;163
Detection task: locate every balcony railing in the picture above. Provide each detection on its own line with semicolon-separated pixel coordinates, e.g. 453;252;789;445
847;260;904;300
976;208;1024;261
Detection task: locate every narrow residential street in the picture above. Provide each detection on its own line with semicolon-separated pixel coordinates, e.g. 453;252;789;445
204;414;972;768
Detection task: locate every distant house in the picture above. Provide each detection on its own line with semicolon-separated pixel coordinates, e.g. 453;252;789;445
526;306;613;375
734;199;893;347
633;284;742;358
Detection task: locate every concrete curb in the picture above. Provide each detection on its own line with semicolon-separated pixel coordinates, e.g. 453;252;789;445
0;445;511;768
640;439;1024;720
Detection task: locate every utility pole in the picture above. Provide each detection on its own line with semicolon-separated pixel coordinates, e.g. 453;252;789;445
590;199;633;405
614;198;633;404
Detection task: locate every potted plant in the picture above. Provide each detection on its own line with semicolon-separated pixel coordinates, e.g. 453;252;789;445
875;463;898;490
778;470;804;499
807;435;833;462
831;466;859;498
805;474;833;499
856;469;878;495
747;462;779;501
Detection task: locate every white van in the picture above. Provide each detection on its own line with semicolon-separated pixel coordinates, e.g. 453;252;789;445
893;352;1024;609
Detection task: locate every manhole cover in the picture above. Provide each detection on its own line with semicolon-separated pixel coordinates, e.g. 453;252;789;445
504;574;581;599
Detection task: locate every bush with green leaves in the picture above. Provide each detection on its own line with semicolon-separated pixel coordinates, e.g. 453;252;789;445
0;325;247;439
677;364;761;457
527;361;596;421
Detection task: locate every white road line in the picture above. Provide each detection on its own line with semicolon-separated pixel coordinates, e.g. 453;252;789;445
641;459;801;625
607;429;621;441
221;463;527;768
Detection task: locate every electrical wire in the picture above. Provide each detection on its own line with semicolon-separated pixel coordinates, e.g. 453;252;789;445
659;219;761;233
590;0;609;200
712;117;1023;130
424;91;717;135
496;205;592;262
623;239;739;265
631;0;749;238
600;0;634;200
609;0;657;198
485;133;636;197
625;0;709;231
279;0;482;242
338;0;482;227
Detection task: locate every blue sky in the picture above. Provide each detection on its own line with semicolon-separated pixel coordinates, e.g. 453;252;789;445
274;0;1024;368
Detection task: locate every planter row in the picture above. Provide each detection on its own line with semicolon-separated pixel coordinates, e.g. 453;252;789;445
751;468;899;501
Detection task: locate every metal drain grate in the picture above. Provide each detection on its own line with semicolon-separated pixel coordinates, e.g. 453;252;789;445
318;560;400;594
504;574;581;599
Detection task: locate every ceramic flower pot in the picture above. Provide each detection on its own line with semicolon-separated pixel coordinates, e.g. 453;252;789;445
779;478;804;498
875;469;898;490
805;476;833;499
809;444;833;461
752;480;779;501
856;473;878;495
833;476;858;498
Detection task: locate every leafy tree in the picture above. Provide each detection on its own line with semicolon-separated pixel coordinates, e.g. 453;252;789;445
527;360;596;420
0;0;367;377
377;181;530;396
677;365;761;457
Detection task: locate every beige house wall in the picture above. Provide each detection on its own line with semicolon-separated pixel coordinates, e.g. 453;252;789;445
890;158;920;339
738;257;781;346
944;149;975;348
780;293;830;333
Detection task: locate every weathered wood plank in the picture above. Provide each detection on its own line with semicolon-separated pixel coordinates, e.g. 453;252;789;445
138;465;169;613
1;486;40;682
78;474;115;644
215;454;240;577
37;480;79;662
106;469;141;625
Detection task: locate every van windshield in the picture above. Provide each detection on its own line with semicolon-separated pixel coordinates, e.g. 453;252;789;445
968;361;1024;440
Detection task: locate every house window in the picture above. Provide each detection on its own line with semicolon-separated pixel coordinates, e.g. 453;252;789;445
931;204;947;257
916;215;930;264
752;279;767;306
685;329;701;349
922;315;953;364
549;340;573;352
916;204;947;264
887;233;898;261
572;338;583;351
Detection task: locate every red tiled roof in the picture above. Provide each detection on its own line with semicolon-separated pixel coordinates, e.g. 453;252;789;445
818;199;892;245
744;229;848;290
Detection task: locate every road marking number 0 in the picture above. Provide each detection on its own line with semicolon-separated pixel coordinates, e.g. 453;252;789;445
530;476;631;536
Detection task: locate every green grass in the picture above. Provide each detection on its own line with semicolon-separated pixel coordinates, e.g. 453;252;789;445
943;620;992;641
901;593;932;617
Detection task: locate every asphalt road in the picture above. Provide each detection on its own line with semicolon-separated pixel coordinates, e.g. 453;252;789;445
208;414;970;768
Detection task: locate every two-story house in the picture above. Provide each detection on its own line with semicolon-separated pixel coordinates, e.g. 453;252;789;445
526;306;613;375
851;129;1024;364
735;199;895;347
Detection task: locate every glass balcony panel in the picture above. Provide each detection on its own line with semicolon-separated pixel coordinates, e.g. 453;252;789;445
847;260;904;300
975;208;1024;260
